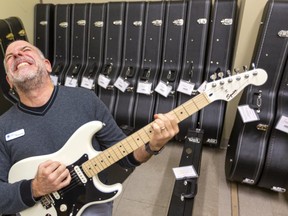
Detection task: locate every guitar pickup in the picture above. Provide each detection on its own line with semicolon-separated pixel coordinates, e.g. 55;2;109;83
140;68;151;81
102;63;113;76
167;70;176;82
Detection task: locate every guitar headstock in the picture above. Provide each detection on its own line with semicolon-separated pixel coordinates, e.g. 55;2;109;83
203;68;267;102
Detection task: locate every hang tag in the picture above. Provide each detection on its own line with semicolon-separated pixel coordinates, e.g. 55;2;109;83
64;76;78;87
172;165;198;180
81;77;94;89
6;129;25;141
50;75;59;86
155;81;172;97
98;74;111;89
275;115;288;134
177;79;195;95
114;77;130;92
136;81;152;95
238;105;260;123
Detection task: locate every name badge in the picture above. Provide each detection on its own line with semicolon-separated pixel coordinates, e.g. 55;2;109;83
5;129;25;141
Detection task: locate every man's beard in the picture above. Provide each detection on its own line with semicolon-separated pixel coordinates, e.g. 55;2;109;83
8;66;47;93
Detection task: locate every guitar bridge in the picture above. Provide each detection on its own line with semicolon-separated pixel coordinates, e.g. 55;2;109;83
40;194;54;209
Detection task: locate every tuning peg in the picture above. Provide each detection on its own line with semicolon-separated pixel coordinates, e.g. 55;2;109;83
210;73;217;81
243;65;248;71
227;69;232;76
251;63;256;69
234;68;240;74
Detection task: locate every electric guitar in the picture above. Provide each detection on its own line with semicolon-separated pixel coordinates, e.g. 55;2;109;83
8;68;268;216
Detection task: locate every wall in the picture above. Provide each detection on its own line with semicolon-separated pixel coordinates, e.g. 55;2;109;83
0;0;268;143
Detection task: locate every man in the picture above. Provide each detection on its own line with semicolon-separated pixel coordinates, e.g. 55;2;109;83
0;40;179;215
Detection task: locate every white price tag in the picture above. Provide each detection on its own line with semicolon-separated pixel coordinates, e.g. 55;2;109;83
275;115;288;134
177;79;195;95
172;165;198;180
136;82;152;95
155;81;172;97
114;77;130;92
98;74;111;89
81;77;94;89
64;76;78;87
238;105;260;123
50;75;59;86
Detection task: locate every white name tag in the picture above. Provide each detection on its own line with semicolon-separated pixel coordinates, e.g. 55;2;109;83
114;77;130;92
81;77;94;89
155;81;172;97
64;76;78;87
177;79;195;95
172;165;198;180
98;74;111;89
6;129;25;141
136;82;152;95
275;115;288;134
238;105;260;123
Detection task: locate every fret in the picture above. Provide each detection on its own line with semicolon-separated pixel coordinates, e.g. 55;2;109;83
142;124;153;141
170;105;190;123
121;138;135;152
103;148;118;163
136;128;151;144
130;132;146;147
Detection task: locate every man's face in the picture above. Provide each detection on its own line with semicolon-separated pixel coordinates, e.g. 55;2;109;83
4;40;51;91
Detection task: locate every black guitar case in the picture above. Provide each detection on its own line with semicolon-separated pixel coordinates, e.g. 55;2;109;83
154;1;187;115
34;4;55;61
0;19;20;104
175;0;211;141
63;3;89;88
198;0;237;147
113;2;146;127
225;0;288;185
50;4;71;86
97;2;125;113
80;3;106;92
168;129;204;216
132;1;166;130
257;51;288;192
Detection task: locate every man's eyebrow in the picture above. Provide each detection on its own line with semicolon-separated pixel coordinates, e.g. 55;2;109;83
5;45;32;60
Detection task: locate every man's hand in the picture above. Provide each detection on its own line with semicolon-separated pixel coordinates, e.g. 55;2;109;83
149;113;179;151
31;160;71;198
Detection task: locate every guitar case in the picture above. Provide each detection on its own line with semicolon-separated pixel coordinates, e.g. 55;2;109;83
5;17;28;41
0;19;20;104
198;0;237;147
113;2;146;127
154;1;187;115
34;4;55;61
132;1;166;130
63;4;89;88
225;0;288;186
168;129;204;216
80;3;106;91
97;2;125;113
257;52;288;192
175;0;211;141
50;4;71;86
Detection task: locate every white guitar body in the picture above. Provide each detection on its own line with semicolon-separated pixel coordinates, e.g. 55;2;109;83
8;121;122;216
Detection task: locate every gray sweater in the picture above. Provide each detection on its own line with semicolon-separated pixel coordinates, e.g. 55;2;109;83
0;86;137;214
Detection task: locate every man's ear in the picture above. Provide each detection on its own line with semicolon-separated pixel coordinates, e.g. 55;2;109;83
6;75;13;89
44;59;52;73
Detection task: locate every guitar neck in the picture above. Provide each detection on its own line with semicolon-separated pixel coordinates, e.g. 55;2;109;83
82;92;210;178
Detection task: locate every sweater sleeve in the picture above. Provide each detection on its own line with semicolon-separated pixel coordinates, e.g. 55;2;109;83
0;138;33;214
